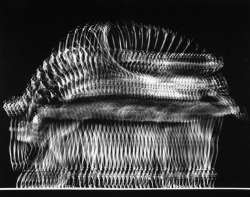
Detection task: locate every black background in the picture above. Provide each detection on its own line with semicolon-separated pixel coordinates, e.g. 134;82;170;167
0;0;249;188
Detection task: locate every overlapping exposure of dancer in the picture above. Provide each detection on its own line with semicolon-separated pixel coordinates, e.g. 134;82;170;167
3;22;243;188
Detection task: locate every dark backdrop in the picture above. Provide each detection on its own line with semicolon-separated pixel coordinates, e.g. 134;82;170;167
0;0;249;188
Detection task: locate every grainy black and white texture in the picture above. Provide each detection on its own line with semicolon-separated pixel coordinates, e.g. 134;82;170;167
2;21;243;188
0;0;249;189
